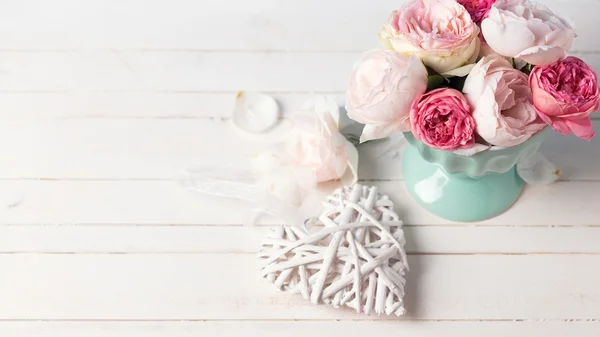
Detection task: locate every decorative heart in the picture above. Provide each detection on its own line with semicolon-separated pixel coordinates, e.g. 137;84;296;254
258;184;408;316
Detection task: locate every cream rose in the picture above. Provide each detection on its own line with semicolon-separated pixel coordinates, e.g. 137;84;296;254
345;50;428;142
379;0;480;76
463;56;545;147
482;0;576;65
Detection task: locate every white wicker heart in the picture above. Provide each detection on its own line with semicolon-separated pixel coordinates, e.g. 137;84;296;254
258;184;408;316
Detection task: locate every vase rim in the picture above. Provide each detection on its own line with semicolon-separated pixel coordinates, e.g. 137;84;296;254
403;127;549;177
404;126;549;158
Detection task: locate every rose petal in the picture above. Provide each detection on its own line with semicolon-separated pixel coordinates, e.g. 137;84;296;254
481;0;575;65
360;119;410;143
516;45;566;65
453;143;491;156
517;152;560;185
482;19;536;58
565;117;595;141
441;64;476;77
300;95;340;132
232;92;280;133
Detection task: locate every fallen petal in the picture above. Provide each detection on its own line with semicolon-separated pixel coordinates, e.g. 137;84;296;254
517;152;561;185
232;91;280;133
453;143;491;156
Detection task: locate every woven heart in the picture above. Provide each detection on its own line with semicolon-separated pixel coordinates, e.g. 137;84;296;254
258;184;408;316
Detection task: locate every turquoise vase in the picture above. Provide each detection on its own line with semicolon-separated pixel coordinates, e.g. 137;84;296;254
402;130;547;222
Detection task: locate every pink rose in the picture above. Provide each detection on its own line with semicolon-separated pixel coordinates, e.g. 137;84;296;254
530;56;600;140
410;88;476;151
457;0;496;25
463;56;545;147
345;50;428;142
482;0;576;65
379;0;480;76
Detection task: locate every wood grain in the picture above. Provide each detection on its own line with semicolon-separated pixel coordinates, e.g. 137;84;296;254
2;225;600;254
0;321;599;337
1;91;599;121
0;119;597;180
0;180;598;226
0;254;599;320
0;92;345;119
0;0;596;52
0;52;599;92
2;0;600;334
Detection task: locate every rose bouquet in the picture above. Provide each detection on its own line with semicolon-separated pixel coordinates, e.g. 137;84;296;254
348;0;598;150
346;0;599;221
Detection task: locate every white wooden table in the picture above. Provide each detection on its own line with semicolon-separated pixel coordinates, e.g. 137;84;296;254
0;0;599;336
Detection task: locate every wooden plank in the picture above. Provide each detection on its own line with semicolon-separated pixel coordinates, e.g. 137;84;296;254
2;225;600;254
0;51;354;92
0;51;599;92
0;119;290;180
0;0;596;52
0;321;598;337
0;180;597;226
0;92;346;119
0;254;599;319
0;119;597;180
1;91;598;120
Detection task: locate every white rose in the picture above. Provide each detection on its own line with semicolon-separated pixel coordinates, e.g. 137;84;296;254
482;0;576;65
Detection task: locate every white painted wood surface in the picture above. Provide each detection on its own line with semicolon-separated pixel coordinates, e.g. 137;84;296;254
0;0;599;335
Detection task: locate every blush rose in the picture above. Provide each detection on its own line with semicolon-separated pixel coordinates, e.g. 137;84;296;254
463;56;546;147
345;50;428;142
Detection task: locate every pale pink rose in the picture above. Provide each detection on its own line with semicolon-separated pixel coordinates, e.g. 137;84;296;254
530;56;600;140
457;0;496;25
410;88;476;151
479;39;529;69
345;50;428;142
463;56;545;147
479;39;511;60
286;96;358;183
478;40;499;59
379;0;480;76
482;0;576;65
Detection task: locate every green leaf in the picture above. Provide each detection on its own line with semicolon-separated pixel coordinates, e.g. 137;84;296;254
425;65;440;77
520;62;534;75
427;75;445;91
448;76;467;92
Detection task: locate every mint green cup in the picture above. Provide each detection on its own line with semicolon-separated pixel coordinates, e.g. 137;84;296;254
402;130;547;222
